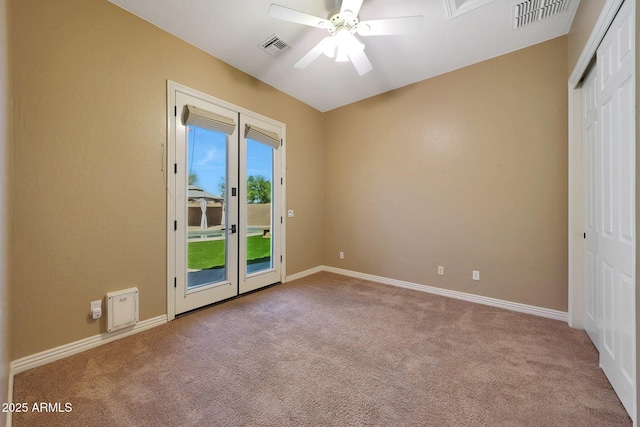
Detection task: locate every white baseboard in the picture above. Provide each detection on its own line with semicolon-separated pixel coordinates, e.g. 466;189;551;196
322;266;568;322
285;265;325;282
10;315;168;376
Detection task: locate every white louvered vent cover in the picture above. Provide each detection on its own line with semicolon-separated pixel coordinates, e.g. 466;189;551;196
259;34;291;56
514;0;570;28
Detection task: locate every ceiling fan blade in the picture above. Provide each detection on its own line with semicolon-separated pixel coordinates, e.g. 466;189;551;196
348;49;373;76
268;4;330;29
357;15;424;36
340;0;363;17
294;37;331;69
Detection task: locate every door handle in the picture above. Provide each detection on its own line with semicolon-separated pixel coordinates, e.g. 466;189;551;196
229;224;236;234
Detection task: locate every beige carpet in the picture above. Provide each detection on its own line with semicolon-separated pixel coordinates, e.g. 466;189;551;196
13;272;631;426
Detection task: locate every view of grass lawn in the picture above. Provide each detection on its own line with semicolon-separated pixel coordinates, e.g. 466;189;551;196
188;235;271;270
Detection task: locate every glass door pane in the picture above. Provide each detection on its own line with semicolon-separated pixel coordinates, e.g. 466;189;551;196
186;125;228;289
245;138;273;275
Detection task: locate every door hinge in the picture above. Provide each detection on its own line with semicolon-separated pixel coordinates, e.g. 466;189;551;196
174;221;177;231
174;106;177;117
280;255;283;262
174;163;177;174
280;216;283;224
584;232;586;239
281;177;283;185
174;277;177;288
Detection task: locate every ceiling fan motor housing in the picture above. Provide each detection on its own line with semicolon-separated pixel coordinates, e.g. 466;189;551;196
326;9;359;36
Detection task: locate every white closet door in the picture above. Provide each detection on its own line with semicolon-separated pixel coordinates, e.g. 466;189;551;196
582;62;599;349
596;0;636;418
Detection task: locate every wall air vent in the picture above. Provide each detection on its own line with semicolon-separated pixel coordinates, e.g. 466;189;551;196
514;0;570;28
259;34;292;56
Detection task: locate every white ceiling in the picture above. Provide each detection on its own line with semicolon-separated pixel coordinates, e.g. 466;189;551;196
108;0;579;112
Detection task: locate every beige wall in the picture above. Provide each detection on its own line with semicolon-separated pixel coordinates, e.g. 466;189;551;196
323;37;569;311
567;0;607;74
1;0;10;421
9;0;324;359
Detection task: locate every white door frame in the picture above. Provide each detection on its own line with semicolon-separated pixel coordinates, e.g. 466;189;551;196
166;81;287;320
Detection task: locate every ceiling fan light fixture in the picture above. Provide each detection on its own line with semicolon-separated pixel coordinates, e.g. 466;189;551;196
344;34;364;52
334;31;363;62
323;38;337;58
335;26;351;41
335;46;350;62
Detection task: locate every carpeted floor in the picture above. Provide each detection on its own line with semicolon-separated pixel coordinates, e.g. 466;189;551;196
12;272;631;426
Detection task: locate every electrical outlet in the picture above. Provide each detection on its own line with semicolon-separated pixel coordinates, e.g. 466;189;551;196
438;266;444;275
90;300;102;319
287;210;294;217
472;270;480;281
339;251;344;259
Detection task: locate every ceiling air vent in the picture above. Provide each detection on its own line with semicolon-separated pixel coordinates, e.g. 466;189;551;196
444;0;496;20
259;34;292;56
514;0;570;28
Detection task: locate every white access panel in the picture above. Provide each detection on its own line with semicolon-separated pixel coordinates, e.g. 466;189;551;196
107;287;139;332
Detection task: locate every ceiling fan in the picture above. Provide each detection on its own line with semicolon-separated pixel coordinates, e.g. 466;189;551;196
267;0;423;76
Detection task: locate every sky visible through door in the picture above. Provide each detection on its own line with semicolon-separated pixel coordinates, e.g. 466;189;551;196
188;126;272;197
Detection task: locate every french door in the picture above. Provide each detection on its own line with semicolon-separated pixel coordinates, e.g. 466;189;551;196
168;82;284;315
